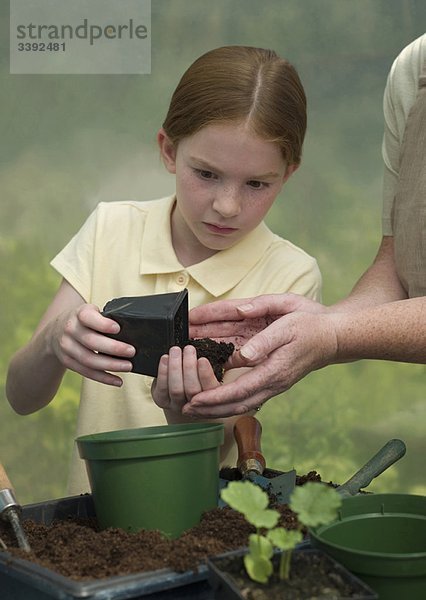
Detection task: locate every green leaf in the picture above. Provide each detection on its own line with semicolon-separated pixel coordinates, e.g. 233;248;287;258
267;527;303;551
289;482;342;527
250;507;280;529
244;553;273;584
221;480;268;512
220;481;279;527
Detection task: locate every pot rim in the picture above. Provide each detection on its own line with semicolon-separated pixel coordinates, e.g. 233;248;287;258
76;423;225;460
310;493;426;561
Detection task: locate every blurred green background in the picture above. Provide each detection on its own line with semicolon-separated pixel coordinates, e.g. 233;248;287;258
1;0;425;503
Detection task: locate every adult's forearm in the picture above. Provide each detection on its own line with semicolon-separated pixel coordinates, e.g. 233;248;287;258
320;235;423;363
6;322;66;415
334;296;426;363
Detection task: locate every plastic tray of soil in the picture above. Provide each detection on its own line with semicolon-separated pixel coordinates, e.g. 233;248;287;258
0;494;214;600
0;473;321;600
207;548;378;599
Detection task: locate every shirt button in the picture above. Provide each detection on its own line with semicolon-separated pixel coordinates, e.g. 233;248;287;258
176;272;188;286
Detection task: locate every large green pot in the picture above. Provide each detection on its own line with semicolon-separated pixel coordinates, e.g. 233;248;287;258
310;493;426;599
77;423;224;539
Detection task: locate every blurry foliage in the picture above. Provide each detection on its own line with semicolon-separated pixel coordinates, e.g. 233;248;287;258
0;0;425;503
0;239;79;501
259;360;425;495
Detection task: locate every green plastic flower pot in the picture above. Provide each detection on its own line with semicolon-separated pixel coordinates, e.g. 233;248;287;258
310;493;426;599
77;423;224;539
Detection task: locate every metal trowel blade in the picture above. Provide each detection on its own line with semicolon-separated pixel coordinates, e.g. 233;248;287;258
248;468;297;505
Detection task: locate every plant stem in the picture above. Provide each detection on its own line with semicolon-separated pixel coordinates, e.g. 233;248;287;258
279;549;292;580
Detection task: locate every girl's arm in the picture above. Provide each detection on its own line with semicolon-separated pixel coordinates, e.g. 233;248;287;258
6;278;135;415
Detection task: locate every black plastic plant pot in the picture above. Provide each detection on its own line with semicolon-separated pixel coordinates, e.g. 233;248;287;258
102;289;189;377
206;548;378;600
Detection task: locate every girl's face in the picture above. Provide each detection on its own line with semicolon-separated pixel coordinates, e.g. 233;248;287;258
158;122;297;265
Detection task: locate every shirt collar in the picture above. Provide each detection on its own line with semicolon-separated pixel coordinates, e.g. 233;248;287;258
140;195;275;297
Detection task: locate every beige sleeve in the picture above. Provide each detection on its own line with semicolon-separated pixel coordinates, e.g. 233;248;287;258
382;34;425;235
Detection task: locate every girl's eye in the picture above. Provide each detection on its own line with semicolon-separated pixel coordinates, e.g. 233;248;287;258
196;169;216;180
247;180;269;189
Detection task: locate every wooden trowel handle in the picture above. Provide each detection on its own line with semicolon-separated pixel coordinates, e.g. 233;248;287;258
234;416;266;475
0;462;14;493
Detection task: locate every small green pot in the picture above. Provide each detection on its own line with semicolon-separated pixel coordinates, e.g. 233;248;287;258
310;493;426;599
77;423;224;539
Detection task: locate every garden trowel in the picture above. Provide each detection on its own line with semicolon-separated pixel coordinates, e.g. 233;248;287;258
220;418;407;507
335;438;406;497
233;415;296;504
0;461;31;552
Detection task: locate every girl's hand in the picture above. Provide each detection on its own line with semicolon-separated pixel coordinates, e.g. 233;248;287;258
151;345;219;414
6;278;137;416
50;303;135;387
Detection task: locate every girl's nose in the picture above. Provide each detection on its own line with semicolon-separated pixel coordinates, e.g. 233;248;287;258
212;186;242;218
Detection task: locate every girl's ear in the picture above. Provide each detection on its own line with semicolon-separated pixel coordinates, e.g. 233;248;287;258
282;163;299;183
157;128;177;174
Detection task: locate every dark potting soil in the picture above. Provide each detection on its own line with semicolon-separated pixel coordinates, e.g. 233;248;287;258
212;550;366;600
187;337;234;381
0;471;322;582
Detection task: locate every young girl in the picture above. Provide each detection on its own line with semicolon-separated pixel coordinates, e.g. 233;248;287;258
6;46;321;494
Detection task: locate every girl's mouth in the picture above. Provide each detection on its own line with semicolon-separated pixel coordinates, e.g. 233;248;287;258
205;222;238;235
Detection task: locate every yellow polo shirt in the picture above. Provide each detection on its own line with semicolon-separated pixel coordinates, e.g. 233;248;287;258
51;195;321;494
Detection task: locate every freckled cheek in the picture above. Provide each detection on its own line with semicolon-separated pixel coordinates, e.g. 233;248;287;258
244;196;276;224
178;172;205;195
176;180;210;222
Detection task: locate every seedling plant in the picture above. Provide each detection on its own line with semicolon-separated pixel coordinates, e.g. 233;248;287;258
221;480;342;584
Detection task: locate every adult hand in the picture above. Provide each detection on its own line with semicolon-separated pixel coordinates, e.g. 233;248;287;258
189;293;327;366
183;307;339;418
51;303;135;386
151;345;219;413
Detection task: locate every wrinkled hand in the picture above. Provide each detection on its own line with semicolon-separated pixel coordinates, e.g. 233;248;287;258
151;345;219;414
189;293;327;367
183;310;339;418
51;303;135;386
